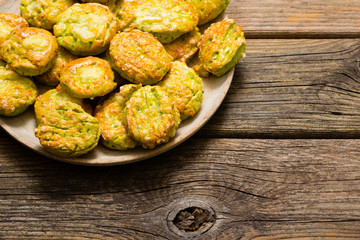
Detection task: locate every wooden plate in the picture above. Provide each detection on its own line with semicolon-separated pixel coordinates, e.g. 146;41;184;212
0;1;235;166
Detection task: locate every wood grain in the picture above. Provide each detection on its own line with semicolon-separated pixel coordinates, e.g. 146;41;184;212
1;138;360;238
201;38;360;138
1;1;360;239
227;0;360;38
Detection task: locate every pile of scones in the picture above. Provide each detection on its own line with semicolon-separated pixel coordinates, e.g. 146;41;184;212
0;0;246;157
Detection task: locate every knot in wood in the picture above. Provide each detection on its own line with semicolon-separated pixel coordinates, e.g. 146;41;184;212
167;199;216;238
173;207;215;232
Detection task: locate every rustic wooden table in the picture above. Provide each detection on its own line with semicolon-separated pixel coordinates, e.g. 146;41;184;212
2;0;360;239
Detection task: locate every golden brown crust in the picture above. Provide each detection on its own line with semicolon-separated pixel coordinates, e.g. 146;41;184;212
0;27;58;76
53;3;118;56
126;85;181;149
186;0;230;25
157;61;203;120
20;0;76;30
0;13;28;45
36;47;77;86
196;18;246;76
60;56;117;98
164;28;201;62
35;101;100;157
109;30;172;85
0;61;38;116
80;0;109;3
94;84;141;150
34;88;92;123
115;0;198;43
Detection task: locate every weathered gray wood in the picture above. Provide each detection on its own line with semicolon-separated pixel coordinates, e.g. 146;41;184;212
201;38;360;138
1;138;360;238
227;0;360;38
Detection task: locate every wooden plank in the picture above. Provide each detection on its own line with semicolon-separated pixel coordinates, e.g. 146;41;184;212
1;138;360;238
201;38;360;138
227;0;360;38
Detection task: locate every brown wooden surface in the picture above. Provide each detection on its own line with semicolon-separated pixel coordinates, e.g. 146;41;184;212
2;138;360;239
228;0;360;38
202;38;360;138
2;0;360;239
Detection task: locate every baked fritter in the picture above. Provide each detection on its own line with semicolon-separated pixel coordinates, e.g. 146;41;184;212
194;18;246;77
109;30;172;85
35;101;100;157
0;61;38;117
126;85;181;149
80;0;117;12
53;3;118;56
80;0;109;3
98;51;126;86
0;13;28;45
116;0;198;43
164;28;201;63
0;27;58;76
158;61;203;120
34;88;92;123
36;47;77;87
94;84;141;150
20;0;76;30
60;56;117;99
185;0;230;25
